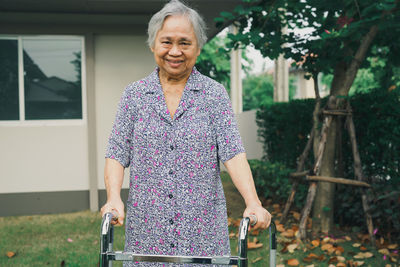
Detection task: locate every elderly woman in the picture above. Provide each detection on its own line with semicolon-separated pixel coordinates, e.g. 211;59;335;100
101;0;271;265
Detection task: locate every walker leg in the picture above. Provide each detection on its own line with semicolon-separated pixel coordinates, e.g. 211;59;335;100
269;221;277;267
238;218;250;267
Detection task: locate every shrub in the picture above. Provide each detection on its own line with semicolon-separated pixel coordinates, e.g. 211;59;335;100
255;88;400;241
249;159;308;209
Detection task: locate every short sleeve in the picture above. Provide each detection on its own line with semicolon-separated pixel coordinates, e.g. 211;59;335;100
212;85;245;163
105;86;136;168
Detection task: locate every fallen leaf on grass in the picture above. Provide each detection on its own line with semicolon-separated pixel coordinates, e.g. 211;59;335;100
6;251;16;258
321;243;333;251
336;263;346;267
352;243;361;247
287;243;298;253
276;223;285;232
344;236;352;241
360;246;367;251
291;211;301;220
272;203;280;212
282;229;295;238
322;237;331;243
311;239;320;247
276;265;285;267
388;244;398;249
287;258;300;266
336;246;345;254
360;234;370;243
303;253;320;263
354;252;373;259
308;253;319;259
248;241;263;249
347;259;364;267
328;256;338;264
229;232;235;238
317;254;326;261
251;257;263;263
379;248;390;255
336;256;346;262
233;219;241;227
250;229;260;236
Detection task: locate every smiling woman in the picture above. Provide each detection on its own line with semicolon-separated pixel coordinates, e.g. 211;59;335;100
100;1;271;266
151;15;200;88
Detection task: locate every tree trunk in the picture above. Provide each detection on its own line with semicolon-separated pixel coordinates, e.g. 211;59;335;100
312;114;337;233
311;25;379;234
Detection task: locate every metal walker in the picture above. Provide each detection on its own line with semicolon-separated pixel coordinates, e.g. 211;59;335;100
100;213;277;266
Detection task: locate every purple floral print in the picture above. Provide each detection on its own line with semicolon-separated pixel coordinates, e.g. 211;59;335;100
106;67;245;266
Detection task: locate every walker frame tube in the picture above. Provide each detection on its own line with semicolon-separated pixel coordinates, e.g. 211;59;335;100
100;213;276;267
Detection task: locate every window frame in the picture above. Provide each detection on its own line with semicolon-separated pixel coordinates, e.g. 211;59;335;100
0;35;87;126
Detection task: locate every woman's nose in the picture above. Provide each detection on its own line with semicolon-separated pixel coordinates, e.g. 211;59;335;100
169;44;182;56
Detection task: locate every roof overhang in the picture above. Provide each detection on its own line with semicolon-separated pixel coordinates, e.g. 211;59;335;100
0;0;241;37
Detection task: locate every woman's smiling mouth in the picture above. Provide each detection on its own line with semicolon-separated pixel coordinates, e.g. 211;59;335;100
166;59;184;67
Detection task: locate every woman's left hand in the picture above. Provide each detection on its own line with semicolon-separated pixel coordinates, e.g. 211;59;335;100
243;204;272;230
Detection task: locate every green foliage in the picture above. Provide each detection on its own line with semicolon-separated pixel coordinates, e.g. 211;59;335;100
336;88;400;238
321;49;400;95
217;0;400;82
196;36;231;90
242;73;297;112
247;159;309;206
242;74;274;111
256;97;322;168
196;35;254;93
256;88;400;240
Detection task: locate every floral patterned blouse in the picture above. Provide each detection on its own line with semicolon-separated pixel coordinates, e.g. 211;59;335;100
106;67;245;266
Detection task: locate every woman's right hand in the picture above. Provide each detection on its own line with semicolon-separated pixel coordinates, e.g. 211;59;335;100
100;198;125;226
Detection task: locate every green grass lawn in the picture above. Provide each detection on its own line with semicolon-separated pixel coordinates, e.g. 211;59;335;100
0;172;397;266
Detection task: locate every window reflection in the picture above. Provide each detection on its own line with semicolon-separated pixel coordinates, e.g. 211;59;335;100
23;39;82;120
0;39;19;120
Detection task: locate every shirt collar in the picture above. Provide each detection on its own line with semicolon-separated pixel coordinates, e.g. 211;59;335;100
146;66;202;93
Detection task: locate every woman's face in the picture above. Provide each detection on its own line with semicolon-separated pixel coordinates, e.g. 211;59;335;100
151;15;200;81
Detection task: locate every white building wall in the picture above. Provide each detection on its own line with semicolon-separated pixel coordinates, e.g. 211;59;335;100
94;35;154;190
236;110;263;160
0;125;89;193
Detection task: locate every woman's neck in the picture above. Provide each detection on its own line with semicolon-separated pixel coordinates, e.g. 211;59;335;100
158;69;191;88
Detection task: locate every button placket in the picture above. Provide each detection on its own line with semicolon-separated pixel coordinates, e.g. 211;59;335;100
166;124;180;252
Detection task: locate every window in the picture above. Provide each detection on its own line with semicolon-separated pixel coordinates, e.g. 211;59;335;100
0;36;85;122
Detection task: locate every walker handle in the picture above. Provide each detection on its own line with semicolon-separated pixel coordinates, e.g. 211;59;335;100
100;214;276;267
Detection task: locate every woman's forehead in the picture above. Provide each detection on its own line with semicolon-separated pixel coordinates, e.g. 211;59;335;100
159;15;195;36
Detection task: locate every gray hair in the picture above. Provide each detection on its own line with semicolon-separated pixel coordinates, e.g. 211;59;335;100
147;0;208;49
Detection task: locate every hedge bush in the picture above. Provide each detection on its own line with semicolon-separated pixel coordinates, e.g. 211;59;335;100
254;88;400;240
248;160;308;210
